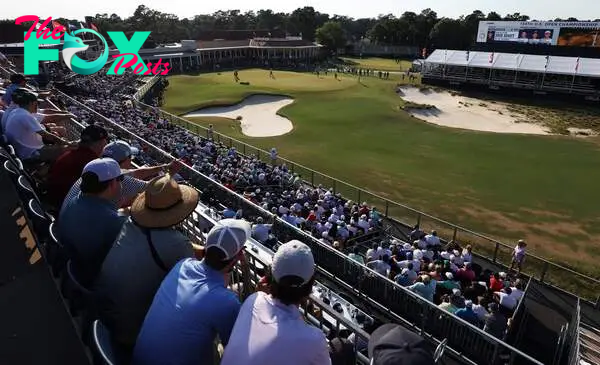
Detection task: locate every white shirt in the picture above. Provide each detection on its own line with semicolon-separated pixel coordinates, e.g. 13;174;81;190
221;292;331;365
496;291;517;310
367;260;391;277
510;288;524;303
4;107;44;159
472;304;489;321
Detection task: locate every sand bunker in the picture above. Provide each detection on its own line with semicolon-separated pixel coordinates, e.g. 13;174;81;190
184;95;294;137
399;87;549;135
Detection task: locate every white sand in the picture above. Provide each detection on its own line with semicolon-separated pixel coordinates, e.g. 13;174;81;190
399;87;549;135
184;95;294;137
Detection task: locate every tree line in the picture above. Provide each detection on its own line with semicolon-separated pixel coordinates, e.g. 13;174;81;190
1;5;597;52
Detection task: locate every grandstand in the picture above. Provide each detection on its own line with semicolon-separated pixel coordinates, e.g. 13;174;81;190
422;49;600;98
2;52;600;365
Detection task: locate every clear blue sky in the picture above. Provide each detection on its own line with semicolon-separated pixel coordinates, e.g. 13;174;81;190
6;0;600;21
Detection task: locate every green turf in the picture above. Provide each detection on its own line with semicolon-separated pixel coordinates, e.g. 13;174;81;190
339;57;414;72
163;69;600;295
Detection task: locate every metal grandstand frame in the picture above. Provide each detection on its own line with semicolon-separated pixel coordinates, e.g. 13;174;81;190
52;86;547;365
128;73;600;304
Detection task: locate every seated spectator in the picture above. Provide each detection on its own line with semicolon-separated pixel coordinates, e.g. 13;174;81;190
4;88;72;161
367;255;391;277
368;324;435;365
483;303;508;339
489;272;504;292
457;262;476;283
471;298;490;323
48;124;109;207
221;240;330;365
2;73;27;106
93;174;201;350
409;224;424;241
395;268;414;287
425;230;441;248
330;337;356;365
455;300;479;326
510;279;525;302
252;217;271;243
58;158;127;285
348;246;365;265
132;219;251;365
461;244;473;263
437;272;461;292
438;294;456;313
495;287;517;310
366;242;382;261
408;275;436;302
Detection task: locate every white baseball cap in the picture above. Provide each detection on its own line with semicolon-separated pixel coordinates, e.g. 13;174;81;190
82;158;125;182
272;240;315;285
206;219;251;260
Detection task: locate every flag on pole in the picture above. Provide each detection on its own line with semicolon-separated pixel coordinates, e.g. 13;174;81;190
489;52;494;64
575;57;580;72
466;51;470;61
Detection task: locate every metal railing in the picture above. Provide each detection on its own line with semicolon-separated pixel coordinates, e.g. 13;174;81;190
566;298;581;365
132;99;600;302
133;74;161;101
55;89;545;365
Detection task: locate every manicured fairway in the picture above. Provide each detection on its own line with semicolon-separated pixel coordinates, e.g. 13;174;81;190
340;56;414;71
163;69;600;291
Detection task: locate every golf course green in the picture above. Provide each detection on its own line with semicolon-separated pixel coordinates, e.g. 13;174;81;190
162;68;600;293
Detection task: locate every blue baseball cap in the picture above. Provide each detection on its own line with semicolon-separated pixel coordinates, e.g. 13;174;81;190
102;140;139;163
82;158;124;182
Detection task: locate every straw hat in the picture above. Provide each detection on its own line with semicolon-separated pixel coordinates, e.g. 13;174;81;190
131;174;199;228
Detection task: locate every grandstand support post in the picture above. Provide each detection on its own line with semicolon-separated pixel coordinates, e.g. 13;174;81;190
385;201;389;217
452;227;457;244
540;262;549;283
333;180;337;194
311;171;314;186
358;189;361;204
243;144;245;155
417;213;422;227
493;242;499;263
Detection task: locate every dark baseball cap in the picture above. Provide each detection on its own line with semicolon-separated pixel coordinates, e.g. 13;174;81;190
80;124;109;143
368;324;435;365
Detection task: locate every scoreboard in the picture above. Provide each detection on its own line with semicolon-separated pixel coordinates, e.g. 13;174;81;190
477;21;600;47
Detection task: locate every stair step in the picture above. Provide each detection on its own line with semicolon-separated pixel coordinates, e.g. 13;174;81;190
580;344;600;365
581;323;600;338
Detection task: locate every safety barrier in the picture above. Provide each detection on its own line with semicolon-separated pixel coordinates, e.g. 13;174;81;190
55;90;544;365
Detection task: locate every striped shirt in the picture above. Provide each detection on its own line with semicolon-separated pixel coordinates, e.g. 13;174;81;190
60;175;148;215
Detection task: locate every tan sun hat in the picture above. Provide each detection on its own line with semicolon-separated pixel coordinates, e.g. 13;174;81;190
130;173;199;228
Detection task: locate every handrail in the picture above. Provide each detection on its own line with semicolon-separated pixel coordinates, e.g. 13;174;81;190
55;90;545;365
567;298;581;365
133;74;161;101
139;99;600;296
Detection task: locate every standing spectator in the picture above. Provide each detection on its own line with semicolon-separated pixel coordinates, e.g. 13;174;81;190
510;279;525;302
495;287;517;310
48;124;109;208
132;219;250;365
510;240;527;275
221;240;330;365
489;272;504;292
270;147;278;165
367;255;391;277
462;244;473;263
484;303;508;339
368;324;435;365
93;174;201;350
58;158;127;285
409;224;424;241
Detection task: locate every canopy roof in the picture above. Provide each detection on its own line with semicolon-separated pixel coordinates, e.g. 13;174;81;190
425;49;600;77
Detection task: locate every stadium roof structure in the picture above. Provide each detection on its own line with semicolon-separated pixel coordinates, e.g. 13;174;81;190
426;49;600;78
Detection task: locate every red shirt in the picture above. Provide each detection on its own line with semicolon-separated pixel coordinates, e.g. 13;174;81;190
47;147;98;208
490;276;504;292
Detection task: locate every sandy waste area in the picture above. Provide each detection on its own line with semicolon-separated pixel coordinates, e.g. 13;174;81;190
399;87;549;135
184;95;294;137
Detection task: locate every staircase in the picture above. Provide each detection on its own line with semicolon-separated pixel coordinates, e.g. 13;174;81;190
579;323;600;365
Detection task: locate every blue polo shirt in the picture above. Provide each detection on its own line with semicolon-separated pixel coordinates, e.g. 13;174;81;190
455;307;480;326
2;83;19;105
132;258;241;365
58;195;126;285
